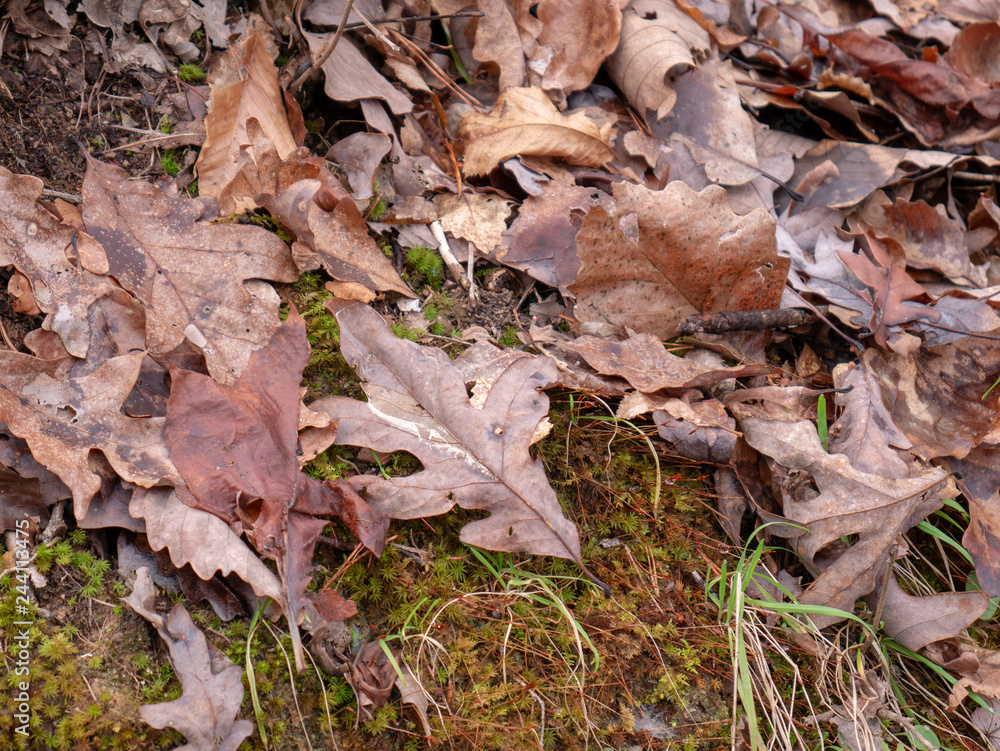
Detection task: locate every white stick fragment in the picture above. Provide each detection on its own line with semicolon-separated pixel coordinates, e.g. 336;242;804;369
430;221;468;288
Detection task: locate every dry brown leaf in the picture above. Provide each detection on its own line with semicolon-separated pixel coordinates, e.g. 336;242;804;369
495;181;599;289
326;132;392;200
221;119;413;297
165;309;389;671
0;166;114;358
742;418;949;626
308;299;604;588
864;341;1000;460
653;397;737;464
0;351;178;520
436;193;512;255
81;154;299;384
125;568;254;751
855;193;987;287
472;0;527;90
303;31;413;114
458;86;614;176
606;0;711;122
558;333;777;393
569;181;788;339
194;16;298;199
129;486;284;605
536;0;626;93
829;360;913;479
947;447;1000;596
864;575;988;652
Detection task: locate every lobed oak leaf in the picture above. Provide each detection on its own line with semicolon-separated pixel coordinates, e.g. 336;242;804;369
165;308;388;671
0;165;114;358
308;299;604;588
81;154;299;384
837;232;940;347
741;418;949;627
0;351;179;520
125;568;254;751
129;486;284;605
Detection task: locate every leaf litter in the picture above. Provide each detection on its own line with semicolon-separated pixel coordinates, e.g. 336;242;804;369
3;0;1000;749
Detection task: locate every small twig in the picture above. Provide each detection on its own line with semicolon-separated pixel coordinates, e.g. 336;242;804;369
387;28;484;110
430;220;467;286
342;10;483;31
466;240;477;309
40;188;82;204
352;7;399;53
0;316;16;351
676;307;822;336
290;0;356;95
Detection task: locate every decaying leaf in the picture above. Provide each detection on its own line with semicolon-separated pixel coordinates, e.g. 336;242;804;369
535;0;626;94
557;333;777;393
606;0;711;122
125;568;254;751
742;418;949;626
308;299;603;588
129;486;284;605
0;166;113;358
194;16;298;198
303;31;413;114
221;119;413;296
458;86;614;176
436;192;512;256
569;181;789;338
0;351;178;519
81;154;299;384
165;308;388;670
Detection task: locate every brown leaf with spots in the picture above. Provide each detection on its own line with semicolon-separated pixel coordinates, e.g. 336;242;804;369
81;154;299;385
569;181;789;338
0;351;179;520
0;166;114;358
307;299;605;589
165;309;389;671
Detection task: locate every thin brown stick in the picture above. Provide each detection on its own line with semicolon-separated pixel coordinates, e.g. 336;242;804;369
290;0;356;95
387;28;484;110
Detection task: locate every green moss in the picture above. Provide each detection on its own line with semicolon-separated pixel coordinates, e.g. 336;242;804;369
177;63;206;83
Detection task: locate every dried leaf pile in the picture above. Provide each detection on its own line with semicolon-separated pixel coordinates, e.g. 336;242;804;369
4;0;1000;748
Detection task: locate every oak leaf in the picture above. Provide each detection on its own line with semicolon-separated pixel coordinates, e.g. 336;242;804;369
81;154;299;384
308;299;603;587
0;166;113;358
0;351;179;520
165;308;388;671
125;568;254;751
569;181;788;339
742;418;949;626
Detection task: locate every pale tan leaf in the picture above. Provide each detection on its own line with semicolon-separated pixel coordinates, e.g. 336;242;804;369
125;569;254;751
606;0;710;121
472;0;527;89
436;193;512;255
130;486;284;605
535;0;625;93
195;16;298;199
458;86;614;176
